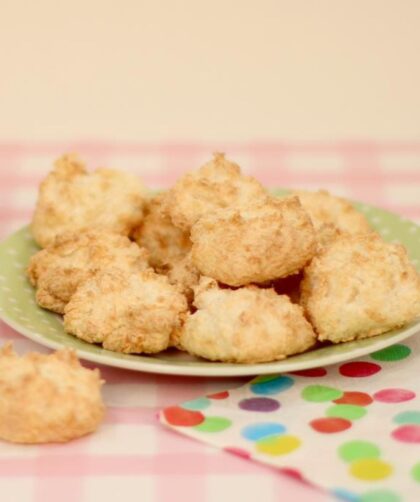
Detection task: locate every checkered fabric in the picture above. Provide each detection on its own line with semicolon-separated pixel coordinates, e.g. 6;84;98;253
0;142;419;502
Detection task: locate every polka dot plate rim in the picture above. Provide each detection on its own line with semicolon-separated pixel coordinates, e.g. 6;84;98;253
0;196;419;376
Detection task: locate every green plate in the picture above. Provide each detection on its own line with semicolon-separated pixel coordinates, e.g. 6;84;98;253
0;195;419;376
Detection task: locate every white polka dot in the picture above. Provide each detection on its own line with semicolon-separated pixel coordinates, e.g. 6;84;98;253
2;286;12;292
13;306;22;313
380;228;391;236
371;216;382;224
7;248;17;256
13;261;24;269
409;226;418;234
0;276;5;282
8;298;17;304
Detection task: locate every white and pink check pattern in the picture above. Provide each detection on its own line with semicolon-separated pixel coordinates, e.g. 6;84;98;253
0;142;419;502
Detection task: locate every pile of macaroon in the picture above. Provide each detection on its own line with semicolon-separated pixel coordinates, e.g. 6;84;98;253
0;152;419;445
28;152;420;362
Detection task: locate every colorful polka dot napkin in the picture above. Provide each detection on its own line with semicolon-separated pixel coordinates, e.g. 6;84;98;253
160;338;420;502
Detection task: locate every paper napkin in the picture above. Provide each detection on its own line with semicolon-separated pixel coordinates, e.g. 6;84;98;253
160;338;420;502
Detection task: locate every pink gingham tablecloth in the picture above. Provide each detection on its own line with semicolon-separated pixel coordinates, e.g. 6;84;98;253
0;141;419;502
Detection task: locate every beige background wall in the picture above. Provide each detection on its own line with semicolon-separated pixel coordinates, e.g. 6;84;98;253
1;0;419;141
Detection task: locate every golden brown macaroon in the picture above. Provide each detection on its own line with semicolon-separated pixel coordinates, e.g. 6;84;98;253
315;223;342;250
178;278;316;363
162;153;268;231
27;231;150;314
293;190;372;246
64;268;188;354
31;154;147;248
133;193;191;268
190;196;317;286
164;253;200;303
300;233;420;343
0;344;104;444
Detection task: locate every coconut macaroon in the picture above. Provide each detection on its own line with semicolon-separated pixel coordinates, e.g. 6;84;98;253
27;231;150;314
64;268;188;354
190;196;317;286
300;234;420;343
162;153;268;231
0;344;104;444
164;253;200;303
133;193;191;269
178;278;316;363
293;190;372;245
31;154;147;248
315;223;341;250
